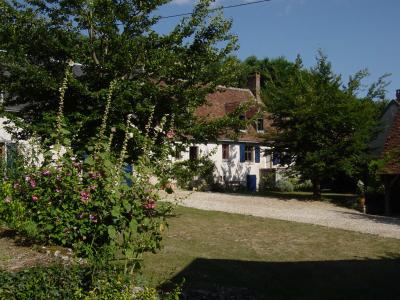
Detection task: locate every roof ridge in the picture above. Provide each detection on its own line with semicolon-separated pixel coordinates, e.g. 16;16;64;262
216;85;254;94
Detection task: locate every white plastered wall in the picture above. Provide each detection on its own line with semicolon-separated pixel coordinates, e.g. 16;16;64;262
178;142;282;189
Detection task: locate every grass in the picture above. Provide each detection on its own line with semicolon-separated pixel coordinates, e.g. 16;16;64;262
142;206;400;299
1;205;400;299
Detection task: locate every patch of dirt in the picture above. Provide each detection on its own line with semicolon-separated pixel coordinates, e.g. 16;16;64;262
0;228;54;272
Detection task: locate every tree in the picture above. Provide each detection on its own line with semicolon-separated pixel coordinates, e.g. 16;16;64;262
262;52;387;198
0;0;239;156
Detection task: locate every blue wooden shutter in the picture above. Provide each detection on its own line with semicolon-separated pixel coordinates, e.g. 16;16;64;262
273;153;281;166
239;144;245;162
255;146;260;163
6;143;17;169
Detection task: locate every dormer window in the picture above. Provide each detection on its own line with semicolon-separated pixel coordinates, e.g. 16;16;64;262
239;114;246;132
256;118;264;132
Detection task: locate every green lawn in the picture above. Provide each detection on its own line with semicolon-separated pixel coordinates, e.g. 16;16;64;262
142;206;400;299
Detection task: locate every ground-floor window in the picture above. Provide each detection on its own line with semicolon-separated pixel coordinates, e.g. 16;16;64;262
222;144;229;160
245;145;254;162
189;146;199;161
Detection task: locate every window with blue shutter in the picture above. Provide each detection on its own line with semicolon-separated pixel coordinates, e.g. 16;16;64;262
272;153;281;166
6;143;17;169
239;144;245;162
255;146;260;163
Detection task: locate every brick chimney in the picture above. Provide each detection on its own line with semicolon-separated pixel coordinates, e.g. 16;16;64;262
248;73;261;102
396;89;400;101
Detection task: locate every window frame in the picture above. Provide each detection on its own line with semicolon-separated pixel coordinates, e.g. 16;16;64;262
244;145;254;162
239;114;247;132
256;118;264;132
222;144;229;160
189;146;199;161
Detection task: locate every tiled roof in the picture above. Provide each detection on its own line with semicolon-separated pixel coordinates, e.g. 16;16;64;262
196;86;273;143
381;101;400;174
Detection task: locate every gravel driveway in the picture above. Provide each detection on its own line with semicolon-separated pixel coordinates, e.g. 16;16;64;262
165;191;400;239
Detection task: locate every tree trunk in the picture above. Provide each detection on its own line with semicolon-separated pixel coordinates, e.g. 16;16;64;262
312;178;321;199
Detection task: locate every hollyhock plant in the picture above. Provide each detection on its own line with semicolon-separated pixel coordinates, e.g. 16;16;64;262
0;68;174;271
143;199;156;210
29;179;37;188
41;169;51;176
89;214;98;223
166;130;175;139
80;190;90;203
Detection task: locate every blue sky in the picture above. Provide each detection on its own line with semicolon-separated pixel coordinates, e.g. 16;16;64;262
153;0;400;100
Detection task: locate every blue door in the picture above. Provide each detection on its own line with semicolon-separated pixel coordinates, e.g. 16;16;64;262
247;175;257;192
123;164;133;187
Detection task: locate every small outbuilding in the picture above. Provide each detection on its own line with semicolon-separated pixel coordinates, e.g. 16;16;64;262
370;90;400;215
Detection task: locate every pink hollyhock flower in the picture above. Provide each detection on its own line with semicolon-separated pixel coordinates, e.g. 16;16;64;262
89;214;98;223
41;169;51;176
143;199;156;210
88;171;101;179
166;130;175;139
29;179;37;188
80;190;90;203
13;182;20;189
32;195;39;202
25;175;31;182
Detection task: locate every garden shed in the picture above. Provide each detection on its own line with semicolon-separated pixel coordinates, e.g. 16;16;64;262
371;90;400;215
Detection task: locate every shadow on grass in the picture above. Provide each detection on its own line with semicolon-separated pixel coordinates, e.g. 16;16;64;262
162;257;400;300
0;228;36;247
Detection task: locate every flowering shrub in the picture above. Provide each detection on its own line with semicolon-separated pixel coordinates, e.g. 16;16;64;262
0;64;175;267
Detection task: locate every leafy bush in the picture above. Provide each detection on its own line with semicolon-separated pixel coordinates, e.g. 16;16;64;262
0;66;174;269
292;179;313;192
275;179;295;192
172;155;215;191
0;264;181;300
259;172;276;191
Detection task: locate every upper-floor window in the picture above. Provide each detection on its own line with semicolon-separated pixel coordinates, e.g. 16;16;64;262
239;114;246;132
222;144;229;160
245;145;254;162
256;118;264;132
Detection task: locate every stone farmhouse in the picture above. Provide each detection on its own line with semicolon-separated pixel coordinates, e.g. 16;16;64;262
176;74;284;191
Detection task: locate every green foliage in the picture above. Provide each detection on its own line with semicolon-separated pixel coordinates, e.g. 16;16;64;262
0;264;86;300
242;52;388;197
172;155;215;190
274;179;294;193
0;263;182;300
0;0;239;153
0;68;175;272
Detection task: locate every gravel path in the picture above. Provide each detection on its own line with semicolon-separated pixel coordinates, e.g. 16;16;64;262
165;191;400;239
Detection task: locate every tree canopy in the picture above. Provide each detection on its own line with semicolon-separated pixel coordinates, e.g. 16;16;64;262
0;0;239;155
240;53;389;197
